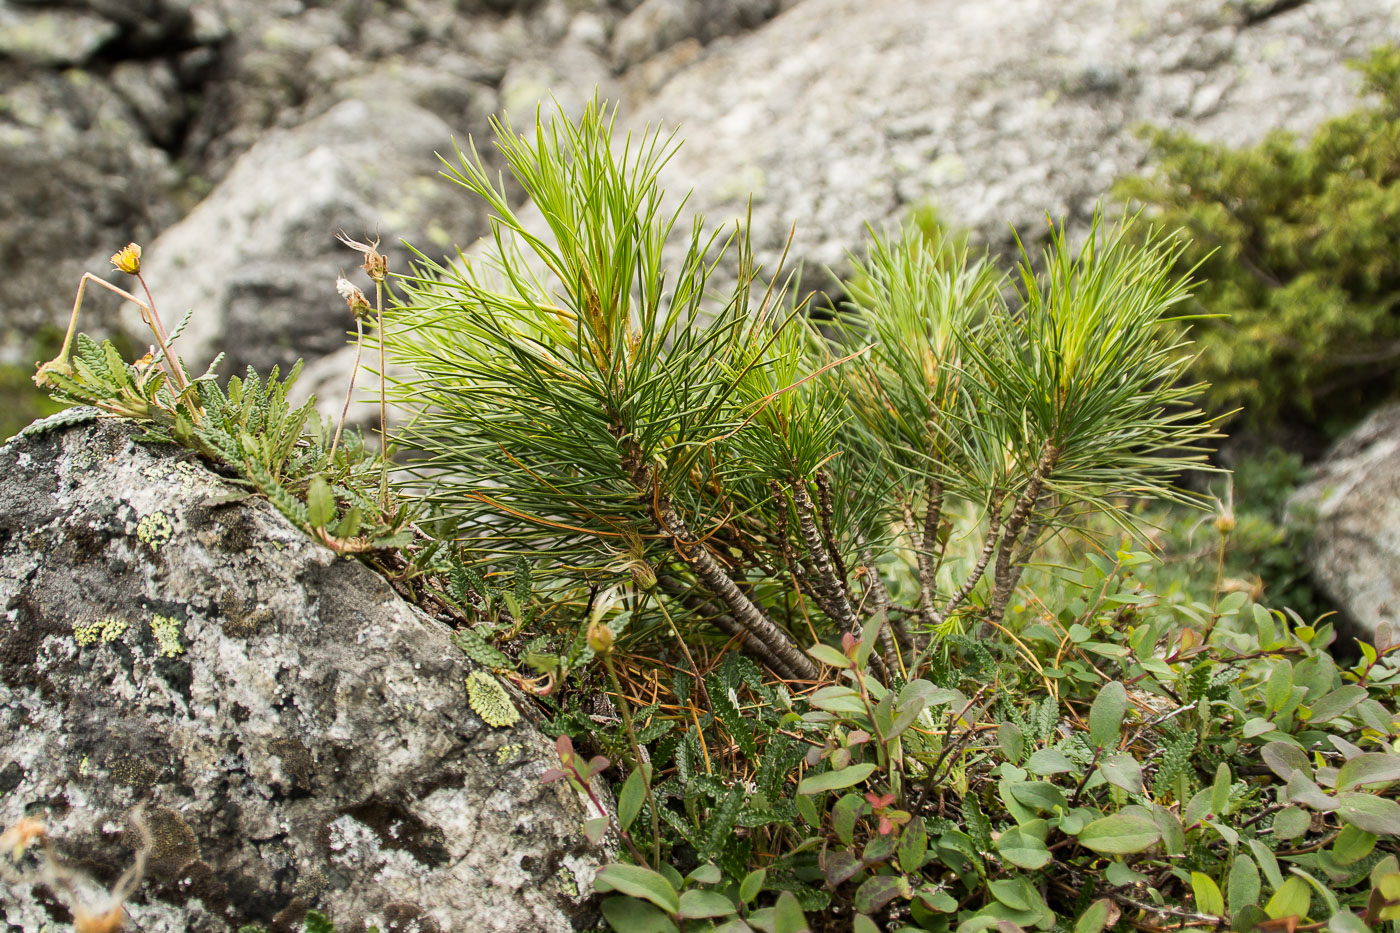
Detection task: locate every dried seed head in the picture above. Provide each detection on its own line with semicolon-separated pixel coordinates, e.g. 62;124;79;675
586;620;614;656
74;904;126;933
110;243;142;276
336;231;388;282
0;816;46;859
337;275;373;322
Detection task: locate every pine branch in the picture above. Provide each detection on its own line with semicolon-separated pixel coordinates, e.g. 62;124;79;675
915;477;945;627
933;491;1004;626
788;474;859;635
987;442;1059;626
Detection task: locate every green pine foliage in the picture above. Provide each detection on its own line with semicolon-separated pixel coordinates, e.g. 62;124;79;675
385;98;1217;683
1117;44;1400;433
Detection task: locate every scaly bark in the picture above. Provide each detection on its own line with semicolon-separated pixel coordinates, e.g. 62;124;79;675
986;442;1060;628
789;475;859;635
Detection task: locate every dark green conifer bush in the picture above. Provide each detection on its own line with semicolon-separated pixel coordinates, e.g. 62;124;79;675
1117;44;1400;435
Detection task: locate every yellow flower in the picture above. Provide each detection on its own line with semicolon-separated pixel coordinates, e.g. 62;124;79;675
110;243;142;275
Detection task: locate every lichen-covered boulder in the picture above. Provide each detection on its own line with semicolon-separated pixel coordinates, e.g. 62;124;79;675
1289;403;1400;640
0;416;604;932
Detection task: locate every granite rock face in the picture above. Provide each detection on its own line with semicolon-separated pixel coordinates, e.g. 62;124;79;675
626;0;1400;288
0;417;604;932
1289;404;1400;639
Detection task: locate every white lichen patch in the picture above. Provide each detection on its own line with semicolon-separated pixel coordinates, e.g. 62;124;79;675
72;616;129;646
465;671;519;728
136;511;175;551
150;615;183;657
141;459;204;491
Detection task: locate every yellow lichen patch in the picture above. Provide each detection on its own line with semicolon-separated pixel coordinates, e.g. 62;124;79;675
73;616;129;647
466;671;519;728
556;864;579;898
136;512;174;551
150;615;183;657
495;743;524;765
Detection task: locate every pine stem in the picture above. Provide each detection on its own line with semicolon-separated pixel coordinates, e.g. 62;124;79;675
986;443;1059;626
657;575;800;681
934;493;1004;625
657;496;818;681
790;474;858;634
915;478;945;626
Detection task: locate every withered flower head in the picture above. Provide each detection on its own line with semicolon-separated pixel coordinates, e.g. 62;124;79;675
0;816;46;859
110;243;142;275
336;231;388;282
337;275;373;322
33;357;72;387
586;620;614;656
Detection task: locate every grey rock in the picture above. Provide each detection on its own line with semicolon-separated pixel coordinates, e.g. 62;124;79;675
611;0;799;70
0;66;182;347
140;91;492;375
620;0;1400;288
0;6;118;66
0;417;605;931
1289;403;1400;638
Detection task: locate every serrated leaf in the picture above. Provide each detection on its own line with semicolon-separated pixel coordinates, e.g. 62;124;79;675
1077;813;1161;855
330;504;362;540
1089;681;1128;749
797;763;877;795
595;864;680;915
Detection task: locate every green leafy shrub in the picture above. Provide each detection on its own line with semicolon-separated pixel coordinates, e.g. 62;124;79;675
1117;44;1400;434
